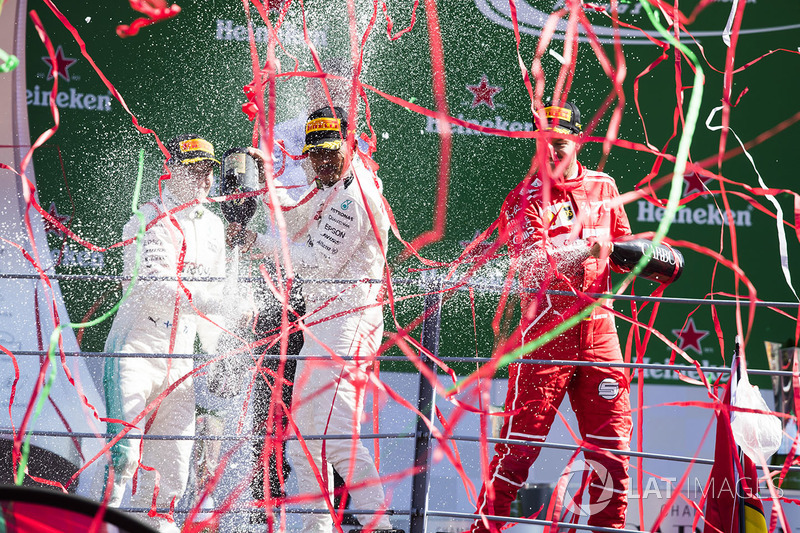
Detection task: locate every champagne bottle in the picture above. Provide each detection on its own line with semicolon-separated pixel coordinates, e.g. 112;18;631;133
609;238;684;283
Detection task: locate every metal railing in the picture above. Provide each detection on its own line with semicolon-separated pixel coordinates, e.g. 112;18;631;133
3;271;799;532
3;270;799;308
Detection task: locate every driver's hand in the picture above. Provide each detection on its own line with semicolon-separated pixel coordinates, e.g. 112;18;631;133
588;238;613;259
225;222;243;247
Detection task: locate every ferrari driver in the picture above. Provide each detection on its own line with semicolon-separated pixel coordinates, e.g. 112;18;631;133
469;101;633;532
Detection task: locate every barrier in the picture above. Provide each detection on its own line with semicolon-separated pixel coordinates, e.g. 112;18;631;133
2;272;797;532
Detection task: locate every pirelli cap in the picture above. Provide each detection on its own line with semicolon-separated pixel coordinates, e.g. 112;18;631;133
533;100;582;135
303;106;348;154
166;134;220;165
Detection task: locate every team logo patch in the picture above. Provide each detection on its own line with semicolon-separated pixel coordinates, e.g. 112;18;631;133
545;200;575;228
341;199;353;210
598;378;620;400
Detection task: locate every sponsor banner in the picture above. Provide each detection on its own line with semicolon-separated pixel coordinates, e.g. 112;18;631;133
5;3;799;522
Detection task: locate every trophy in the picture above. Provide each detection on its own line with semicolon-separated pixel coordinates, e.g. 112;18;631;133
220;147;259;244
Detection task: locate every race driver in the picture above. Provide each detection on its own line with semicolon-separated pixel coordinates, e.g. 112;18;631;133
227;106;401;533
468;100;633;532
102;134;226;532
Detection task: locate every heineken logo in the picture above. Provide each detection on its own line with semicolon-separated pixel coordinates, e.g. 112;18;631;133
474;0;788;46
466;75;502;109
474;0;652;45
43;202;72;238
672;318;710;355
636;200;752;227
29;44;113;112
41;45;77;81
215;19;328;48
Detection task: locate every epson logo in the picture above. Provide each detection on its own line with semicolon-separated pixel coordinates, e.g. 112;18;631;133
324;223;345;238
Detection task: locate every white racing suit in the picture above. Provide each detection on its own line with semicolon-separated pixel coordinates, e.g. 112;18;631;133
256;157;392;532
103;187;225;532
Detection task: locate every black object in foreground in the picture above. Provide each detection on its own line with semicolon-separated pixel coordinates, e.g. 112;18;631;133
609;238;684;283
220;147;259;228
0;485;158;532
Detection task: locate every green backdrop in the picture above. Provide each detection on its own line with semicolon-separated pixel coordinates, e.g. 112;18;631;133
24;0;800;382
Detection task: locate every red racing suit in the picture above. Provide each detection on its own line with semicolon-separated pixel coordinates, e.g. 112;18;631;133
470;162;633;532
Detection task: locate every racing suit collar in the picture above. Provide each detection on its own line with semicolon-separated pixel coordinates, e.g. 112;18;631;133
314;167;354;190
552;162;585;192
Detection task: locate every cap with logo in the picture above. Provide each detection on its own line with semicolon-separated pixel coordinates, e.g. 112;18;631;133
303;106;348;154
165;134;220;165
533;100;582;135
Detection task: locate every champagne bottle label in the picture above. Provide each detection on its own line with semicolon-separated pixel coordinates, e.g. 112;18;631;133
610;238;684;283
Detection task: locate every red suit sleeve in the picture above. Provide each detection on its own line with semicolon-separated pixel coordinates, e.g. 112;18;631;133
610;180;632;239
499;181;549;260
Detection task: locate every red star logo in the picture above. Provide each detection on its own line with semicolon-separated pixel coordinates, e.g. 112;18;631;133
683;171;714;197
467;74;502;109
672;318;710;355
42;45;77;81
43;202;72;238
